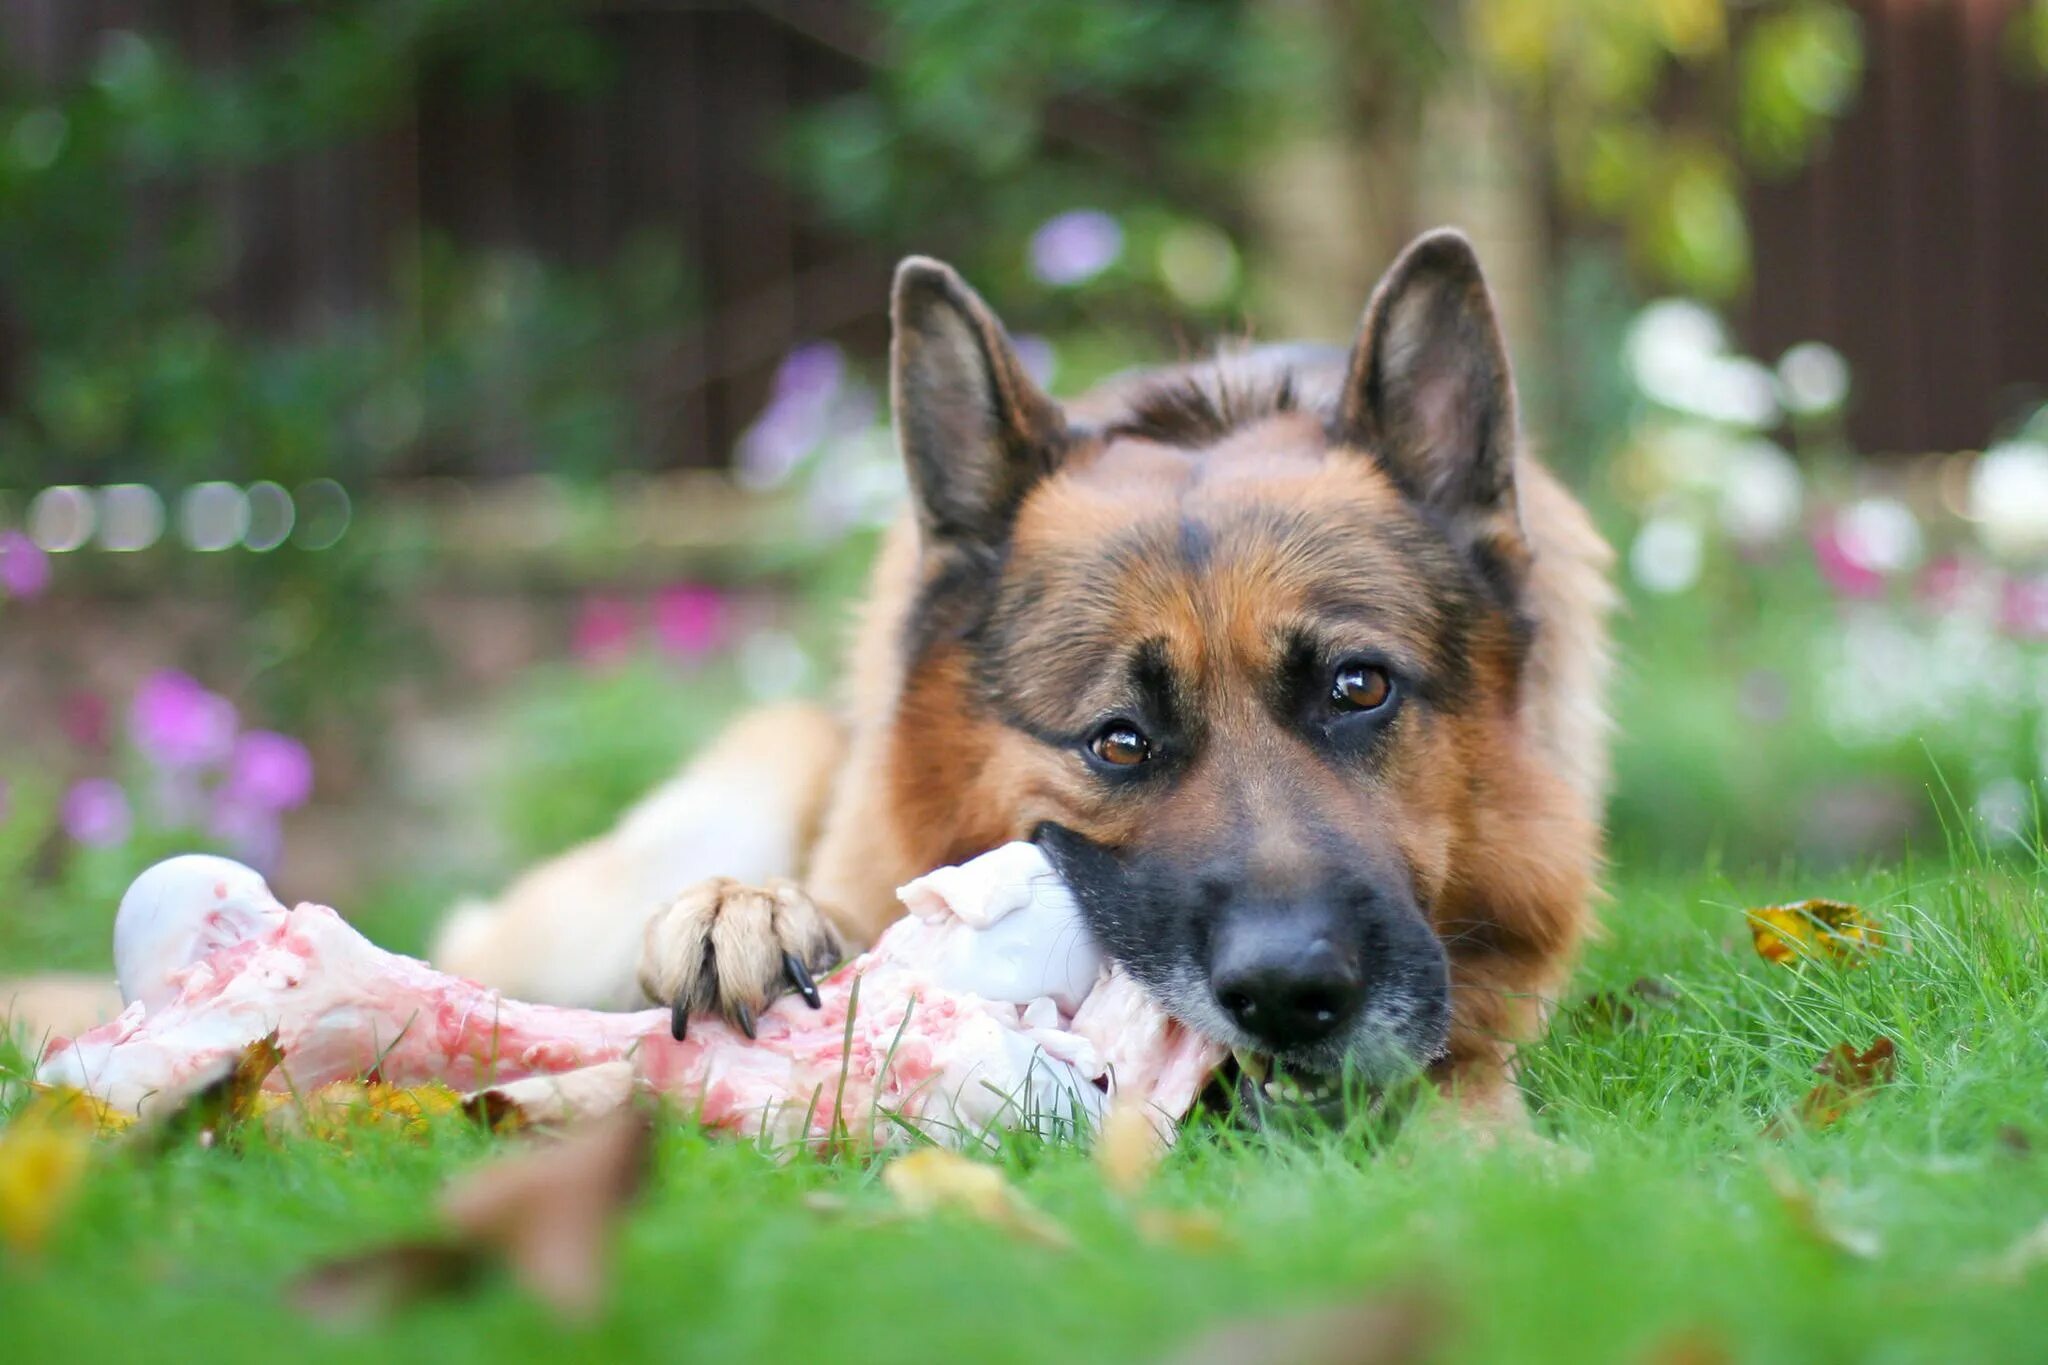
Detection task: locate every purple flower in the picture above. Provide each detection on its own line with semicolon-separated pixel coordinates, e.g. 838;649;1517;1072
773;342;844;407
223;730;314;812
652;583;731;662
0;530;50;599
1029;210;1122;287
208;797;281;871
61;778;132;847
572;594;637;666
1012;334;1057;390
736;343;846;490
130;670;238;770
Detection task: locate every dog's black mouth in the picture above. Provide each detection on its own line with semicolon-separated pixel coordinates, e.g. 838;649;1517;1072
1197;1051;1389;1131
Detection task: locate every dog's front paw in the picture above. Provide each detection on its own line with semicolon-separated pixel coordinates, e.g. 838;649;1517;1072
638;878;842;1041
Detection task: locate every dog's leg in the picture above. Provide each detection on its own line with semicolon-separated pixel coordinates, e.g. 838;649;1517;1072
430;701;846;1010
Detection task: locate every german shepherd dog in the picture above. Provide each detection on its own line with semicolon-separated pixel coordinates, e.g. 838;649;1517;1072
433;229;1614;1128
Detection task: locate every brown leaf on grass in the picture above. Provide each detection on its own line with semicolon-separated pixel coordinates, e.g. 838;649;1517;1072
1747;900;1884;966
1572;976;1680;1029
143;1032;286;1150
1096;1099;1166;1198
282;1080;466;1144
1764;1036;1896;1137
881;1147;1071;1249
1634;1329;1733;1365
439;1106;654;1317
287;1107;655;1323
1965;1217;2048;1285
289;1241;482;1324
1165;1287;1441;1365
0;1118;91;1254
462;1061;638;1132
1763;1162;1881;1259
1135;1207;1232;1252
14;1084;135;1137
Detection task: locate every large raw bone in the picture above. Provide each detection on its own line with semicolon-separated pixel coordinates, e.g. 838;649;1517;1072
39;844;1223;1148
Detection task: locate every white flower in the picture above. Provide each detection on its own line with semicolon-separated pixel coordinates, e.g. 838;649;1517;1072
1968;441;2048;561
1835;496;1922;575
1718;438;1804;545
1629;514;1705;595
1625;300;1779;428
1776;342;1850;417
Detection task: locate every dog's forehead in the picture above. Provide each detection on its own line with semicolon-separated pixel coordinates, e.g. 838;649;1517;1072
988;414;1477;707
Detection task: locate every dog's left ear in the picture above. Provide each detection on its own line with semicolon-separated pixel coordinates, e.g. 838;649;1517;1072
1337;229;1525;570
891;257;1064;567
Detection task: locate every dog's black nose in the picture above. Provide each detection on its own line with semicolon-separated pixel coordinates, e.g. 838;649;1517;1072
1210;913;1364;1051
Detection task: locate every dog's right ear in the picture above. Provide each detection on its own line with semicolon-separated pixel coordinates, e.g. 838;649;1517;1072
891;257;1064;564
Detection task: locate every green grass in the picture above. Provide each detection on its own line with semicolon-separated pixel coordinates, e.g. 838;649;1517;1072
4;845;2046;1364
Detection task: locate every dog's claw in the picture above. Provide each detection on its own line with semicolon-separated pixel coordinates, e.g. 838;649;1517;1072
784;952;822;1009
670;992;688;1042
735;1002;757;1040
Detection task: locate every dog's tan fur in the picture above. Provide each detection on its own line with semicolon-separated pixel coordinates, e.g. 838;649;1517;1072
434;230;1613;1123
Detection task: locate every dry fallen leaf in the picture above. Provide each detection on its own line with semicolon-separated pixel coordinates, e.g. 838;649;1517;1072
1765;1036;1896;1137
1096;1099;1166;1198
13;1084;135;1137
0;1118;91;1253
286;1080;466;1144
1634;1328;1734;1365
1165;1287;1441;1365
1762;1162;1881;1259
144;1032;286;1150
462;1061;637;1132
288;1106;655;1323
439;1105;654;1317
1135;1207;1232;1252
1747;900;1884;966
290;1241;482;1324
1572;976;1680;1029
1965;1217;2048;1285
881;1147;1070;1249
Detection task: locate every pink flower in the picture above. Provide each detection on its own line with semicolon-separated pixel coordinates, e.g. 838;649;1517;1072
62;692;111;753
1809;518;1886;600
222;730;314;812
0;530;50;599
61;778;132;847
2002;575;2048;640
130;670;238;770
1915;555;1975;612
572;595;637;666
652;583;730;661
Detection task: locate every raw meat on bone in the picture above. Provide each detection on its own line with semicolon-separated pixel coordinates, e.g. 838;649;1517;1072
38;844;1224;1146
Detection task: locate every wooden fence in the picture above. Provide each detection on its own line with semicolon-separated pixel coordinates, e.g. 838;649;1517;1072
5;0;2047;461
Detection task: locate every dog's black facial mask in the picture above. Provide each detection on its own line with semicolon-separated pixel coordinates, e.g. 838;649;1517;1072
1036;823;1451;1080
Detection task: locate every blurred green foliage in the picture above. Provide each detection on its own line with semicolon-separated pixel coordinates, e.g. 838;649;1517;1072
794;0;1864;321
1;1;1873;490
0;0;686;487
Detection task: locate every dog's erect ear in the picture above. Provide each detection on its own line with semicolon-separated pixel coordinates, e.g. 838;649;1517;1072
891;257;1064;562
1337;229;1524;565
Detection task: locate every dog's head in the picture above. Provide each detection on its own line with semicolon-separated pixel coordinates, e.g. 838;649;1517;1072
883;231;1540;1082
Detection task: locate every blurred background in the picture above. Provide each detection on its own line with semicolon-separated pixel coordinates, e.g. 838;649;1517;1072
1;0;2045;963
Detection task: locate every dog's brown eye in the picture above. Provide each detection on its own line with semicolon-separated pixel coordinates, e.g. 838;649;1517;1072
1332;664;1392;712
1090;724;1151;767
